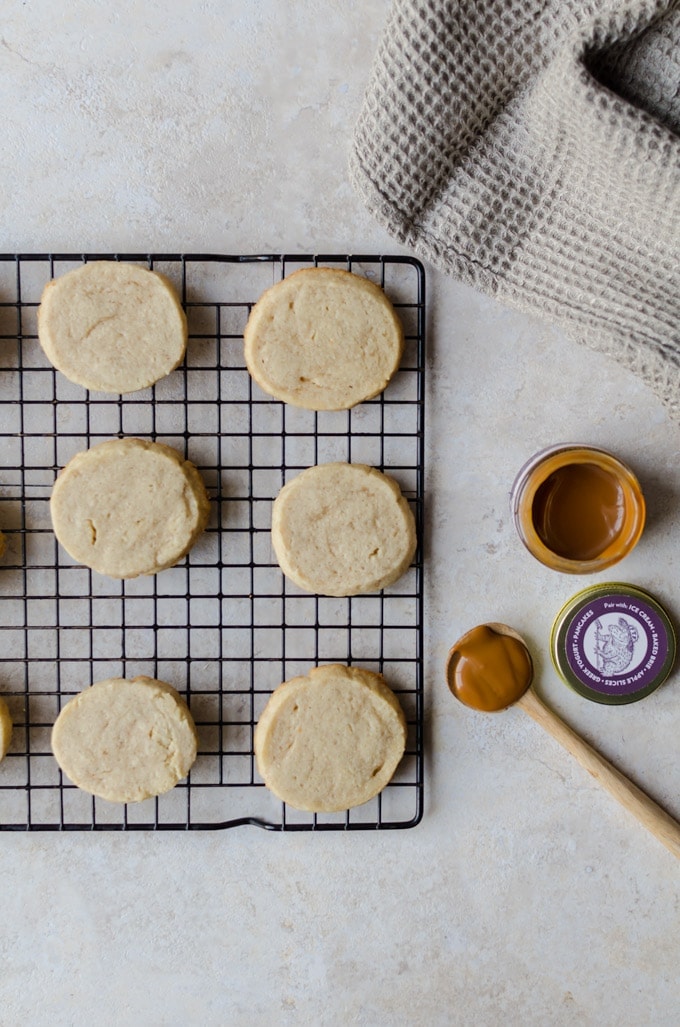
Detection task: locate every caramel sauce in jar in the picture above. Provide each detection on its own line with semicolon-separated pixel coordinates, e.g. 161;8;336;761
446;624;533;712
511;445;645;574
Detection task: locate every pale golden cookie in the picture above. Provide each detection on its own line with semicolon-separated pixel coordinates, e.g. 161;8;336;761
255;664;407;812
271;462;416;596
37;261;187;394
50;437;210;579
244;267;404;410
0;697;12;762
51;676;198;803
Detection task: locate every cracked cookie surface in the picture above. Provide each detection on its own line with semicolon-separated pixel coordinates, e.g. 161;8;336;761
51;676;198;803
244;267;403;410
37;261;187;394
50;437;210;578
255;664;407;812
271;461;416;596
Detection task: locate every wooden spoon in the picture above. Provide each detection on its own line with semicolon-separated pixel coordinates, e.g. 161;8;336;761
446;622;680;859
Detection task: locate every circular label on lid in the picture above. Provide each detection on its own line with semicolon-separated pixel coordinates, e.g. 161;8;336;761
552;585;676;704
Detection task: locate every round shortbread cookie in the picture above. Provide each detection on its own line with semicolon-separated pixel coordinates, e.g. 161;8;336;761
50;437;210;579
244;267;404;410
0;696;12;762
37;261;187;394
271;462;417;596
51;676;198;803
254;664;407;812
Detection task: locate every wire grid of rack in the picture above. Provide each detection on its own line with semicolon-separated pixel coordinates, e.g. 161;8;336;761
0;253;425;831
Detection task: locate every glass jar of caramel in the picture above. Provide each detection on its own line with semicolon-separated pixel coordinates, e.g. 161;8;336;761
511;444;646;574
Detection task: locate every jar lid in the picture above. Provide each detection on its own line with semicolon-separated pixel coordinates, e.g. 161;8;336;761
550;583;676;705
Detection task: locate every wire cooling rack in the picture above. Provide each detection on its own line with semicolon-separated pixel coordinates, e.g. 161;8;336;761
0;253;425;831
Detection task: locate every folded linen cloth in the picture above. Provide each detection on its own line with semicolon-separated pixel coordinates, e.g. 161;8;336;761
349;0;680;415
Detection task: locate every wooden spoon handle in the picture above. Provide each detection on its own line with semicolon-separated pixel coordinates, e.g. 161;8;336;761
517;687;680;859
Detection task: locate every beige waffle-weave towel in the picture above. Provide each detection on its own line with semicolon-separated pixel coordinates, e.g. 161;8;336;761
349;1;680;415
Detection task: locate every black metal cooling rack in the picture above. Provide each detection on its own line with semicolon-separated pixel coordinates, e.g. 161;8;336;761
0;253;425;831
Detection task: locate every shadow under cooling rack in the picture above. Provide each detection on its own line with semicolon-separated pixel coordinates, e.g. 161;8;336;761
0;253;425;831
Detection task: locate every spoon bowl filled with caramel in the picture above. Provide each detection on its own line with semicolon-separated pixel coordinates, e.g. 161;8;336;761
446;622;680;859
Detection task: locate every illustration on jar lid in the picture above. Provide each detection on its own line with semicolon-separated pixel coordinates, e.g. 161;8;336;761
550;583;676;705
